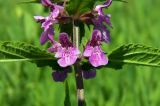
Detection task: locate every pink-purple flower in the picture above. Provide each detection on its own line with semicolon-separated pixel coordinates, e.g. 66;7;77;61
82;69;96;79
52;71;67;82
52;67;72;82
34;0;65;45
83;30;108;67
34;14;57;44
92;14;112;43
91;0;113;43
49;33;80;67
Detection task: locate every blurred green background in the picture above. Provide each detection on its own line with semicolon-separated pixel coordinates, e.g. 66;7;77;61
0;0;160;106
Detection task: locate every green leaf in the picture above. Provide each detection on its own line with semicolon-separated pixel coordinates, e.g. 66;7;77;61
66;0;96;16
0;41;61;69
82;44;160;70
108;44;160;69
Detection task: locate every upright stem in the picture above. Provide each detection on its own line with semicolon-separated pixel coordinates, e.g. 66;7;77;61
73;22;85;106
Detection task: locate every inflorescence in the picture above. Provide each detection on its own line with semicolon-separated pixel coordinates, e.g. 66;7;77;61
34;0;112;81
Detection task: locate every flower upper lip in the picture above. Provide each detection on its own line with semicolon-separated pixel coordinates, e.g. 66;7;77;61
83;30;108;67
94;0;112;15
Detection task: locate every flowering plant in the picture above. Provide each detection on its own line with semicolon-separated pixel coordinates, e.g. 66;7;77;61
0;0;160;106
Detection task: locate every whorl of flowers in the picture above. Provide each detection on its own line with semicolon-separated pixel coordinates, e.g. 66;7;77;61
34;0;112;82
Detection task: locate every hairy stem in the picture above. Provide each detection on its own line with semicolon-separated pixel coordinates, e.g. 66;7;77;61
73;22;85;106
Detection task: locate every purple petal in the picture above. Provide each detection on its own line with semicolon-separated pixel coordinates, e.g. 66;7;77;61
89;46;108;67
83;69;96;79
58;55;78;67
54;33;80;67
59;33;72;47
104;14;112;27
55;5;64;12
47;26;54;42
93;18;111;43
53;5;64;15
69;47;81;57
40;30;48;45
98;15;112;27
104;0;112;6
55;47;64;58
40;26;54;45
69;47;80;56
48;46;55;52
50;8;60;19
34;16;46;23
83;30;103;57
101;27;111;43
90;29;102;46
95;5;104;15
41;11;59;31
95;0;112;15
52;71;67;82
49;5;64;14
55;46;79;58
56;47;80;67
42;19;53;31
83;45;94;57
48;42;61;52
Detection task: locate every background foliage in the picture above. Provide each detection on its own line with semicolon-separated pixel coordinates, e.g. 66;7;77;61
0;0;160;106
